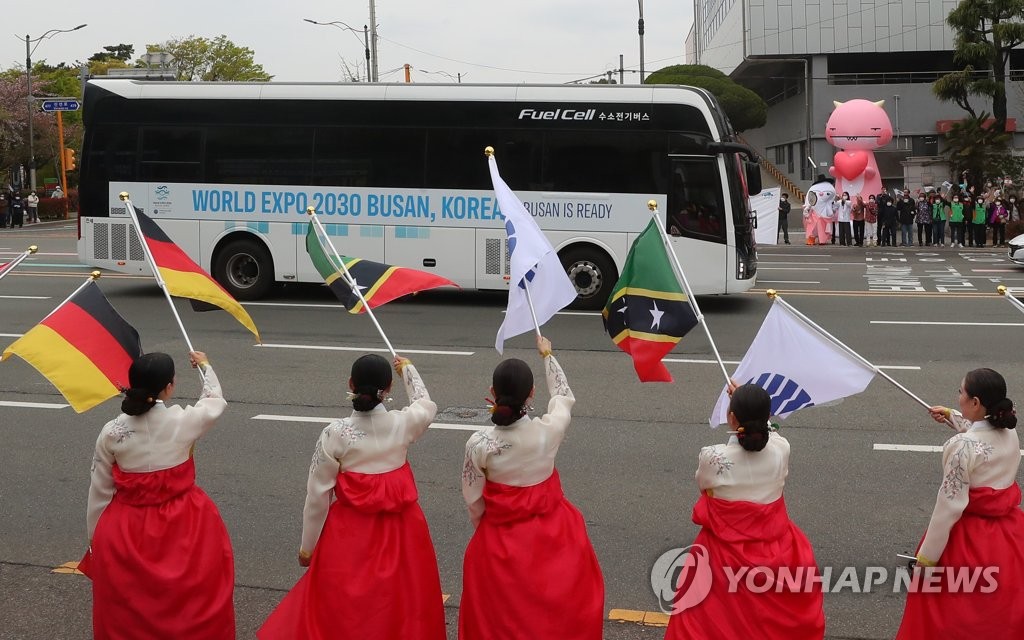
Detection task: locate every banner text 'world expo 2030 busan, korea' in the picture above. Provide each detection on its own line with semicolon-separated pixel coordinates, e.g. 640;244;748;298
110;183;660;234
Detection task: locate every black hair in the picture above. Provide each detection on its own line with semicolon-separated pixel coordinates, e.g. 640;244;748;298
350;354;392;411
121;353;174;416
491;359;533;427
730;384;772;452
964;368;1017;429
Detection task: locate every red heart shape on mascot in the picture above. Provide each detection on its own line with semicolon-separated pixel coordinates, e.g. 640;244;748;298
832;151;869;180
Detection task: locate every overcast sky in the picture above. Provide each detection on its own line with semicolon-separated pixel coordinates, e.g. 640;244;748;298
3;0;693;85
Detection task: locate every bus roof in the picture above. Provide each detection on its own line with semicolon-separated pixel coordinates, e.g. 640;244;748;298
85;79;717;109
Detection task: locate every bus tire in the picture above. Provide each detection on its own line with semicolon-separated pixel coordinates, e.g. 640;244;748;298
213;237;274;300
559;247;617;311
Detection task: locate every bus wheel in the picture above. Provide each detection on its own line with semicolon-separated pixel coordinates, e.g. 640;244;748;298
560;248;616;310
213;238;274;300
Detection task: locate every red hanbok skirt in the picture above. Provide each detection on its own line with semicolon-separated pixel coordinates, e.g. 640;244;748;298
896;484;1024;639
664;494;825;640
258;461;445;640
458;470;605;640
80;457;235;640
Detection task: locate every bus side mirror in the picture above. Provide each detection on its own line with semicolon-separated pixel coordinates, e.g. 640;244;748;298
745;161;762;196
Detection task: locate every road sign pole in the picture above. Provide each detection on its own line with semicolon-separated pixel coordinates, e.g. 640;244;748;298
56;111;68;219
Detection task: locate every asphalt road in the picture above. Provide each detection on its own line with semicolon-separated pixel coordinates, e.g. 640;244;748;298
1;222;1022;639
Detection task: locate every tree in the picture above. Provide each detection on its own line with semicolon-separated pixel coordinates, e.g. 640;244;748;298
143;35;272;82
89;44;135;63
644;65;767;132
934;0;1024;127
942;114;1022;188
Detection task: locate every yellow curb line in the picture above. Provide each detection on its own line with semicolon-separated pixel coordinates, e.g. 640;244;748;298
608;609;669;627
51;561;84;575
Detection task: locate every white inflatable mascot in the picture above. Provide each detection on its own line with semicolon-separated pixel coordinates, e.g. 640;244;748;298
802;176;837;245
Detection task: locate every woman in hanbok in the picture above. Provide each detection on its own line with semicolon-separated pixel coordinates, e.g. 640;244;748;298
83;351;235;640
459;335;604;640
664;384;825;640
258;353;445;640
896;368;1024;639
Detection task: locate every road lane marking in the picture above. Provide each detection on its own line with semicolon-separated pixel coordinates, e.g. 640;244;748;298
758;280;821;284
871;321;1024;327
0;251;78;257
243;302;344;309
254;343;474;356
252;414;481;431
759;261;865;266
608;609;669;627
51;562;84;575
0;333;23;338
874;443;1024;455
0;295;50;300
0;400;69;409
758;267;829;271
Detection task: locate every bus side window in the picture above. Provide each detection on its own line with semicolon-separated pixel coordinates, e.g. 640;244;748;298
139;128;203;182
668;159;726;243
206;127;314;186
314;127;426;188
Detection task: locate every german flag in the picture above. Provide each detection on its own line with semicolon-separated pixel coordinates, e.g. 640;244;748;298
305;222;457;313
135;210;260;342
602;219;698;382
2;280;143;412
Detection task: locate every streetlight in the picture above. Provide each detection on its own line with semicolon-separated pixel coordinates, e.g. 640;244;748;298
304;18;371;82
23;23;87;192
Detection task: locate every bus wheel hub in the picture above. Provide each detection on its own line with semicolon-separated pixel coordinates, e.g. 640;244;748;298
568;262;601;297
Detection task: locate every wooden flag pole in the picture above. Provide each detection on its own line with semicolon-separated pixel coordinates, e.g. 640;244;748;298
647;201;731;386
0;245;38;282
307;208;397;358
119;193;205;382
766;290;955;426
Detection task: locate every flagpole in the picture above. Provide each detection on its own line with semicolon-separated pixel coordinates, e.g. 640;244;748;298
307;207;397;358
118;193;205;382
0;245;38;282
997;285;1024;315
768;290;937;414
647;201;732;386
522;282;543;337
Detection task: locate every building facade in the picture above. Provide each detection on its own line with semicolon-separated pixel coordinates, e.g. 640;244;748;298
689;0;1024;191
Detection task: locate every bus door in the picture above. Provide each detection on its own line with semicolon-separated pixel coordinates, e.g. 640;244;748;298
665;156;729;294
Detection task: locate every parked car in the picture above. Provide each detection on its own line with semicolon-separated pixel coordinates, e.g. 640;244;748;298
1009;233;1024;265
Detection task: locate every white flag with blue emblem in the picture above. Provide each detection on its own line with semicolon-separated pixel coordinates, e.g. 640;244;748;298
710;300;877;425
489;154;578;353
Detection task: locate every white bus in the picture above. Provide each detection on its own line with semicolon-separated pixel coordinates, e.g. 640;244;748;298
78;80;760;309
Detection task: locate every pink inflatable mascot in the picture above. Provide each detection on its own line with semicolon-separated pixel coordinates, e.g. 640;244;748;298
825;100;893;199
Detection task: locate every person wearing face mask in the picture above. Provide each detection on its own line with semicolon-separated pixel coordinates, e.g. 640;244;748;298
972;197;988;248
898;194;916;247
834;192;853;246
864;194;879;246
916;194;933;246
1009;195;1021;222
989;198;1010;247
949;195;966;248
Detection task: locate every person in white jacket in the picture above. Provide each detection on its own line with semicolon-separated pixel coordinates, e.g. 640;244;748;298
26;191;39;223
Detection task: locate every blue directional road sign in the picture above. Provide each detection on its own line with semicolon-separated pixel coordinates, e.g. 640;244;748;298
40;99;81;112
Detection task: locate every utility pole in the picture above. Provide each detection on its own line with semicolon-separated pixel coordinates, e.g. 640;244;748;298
619;54;625;84
638;0;646;84
404;64;411;83
368;0;379;82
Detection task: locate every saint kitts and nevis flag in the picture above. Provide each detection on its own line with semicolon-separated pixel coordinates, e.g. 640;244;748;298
305;222;457;312
135;210;260;342
602;219;699;382
2;280;143;412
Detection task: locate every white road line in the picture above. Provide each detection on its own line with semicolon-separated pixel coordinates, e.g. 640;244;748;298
972;269;1019;273
500;310;602;316
255;343;474;356
662;358;919;371
0;295;50;300
758;253;833;257
252;414;480;431
759;262;866;266
0;251;79;257
758;280;821;284
758;267;829;271
0;333;24;338
874;443;1024;455
0;400;68;409
871;320;1024;327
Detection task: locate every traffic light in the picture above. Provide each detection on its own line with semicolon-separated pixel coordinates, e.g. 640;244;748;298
64;148;77;171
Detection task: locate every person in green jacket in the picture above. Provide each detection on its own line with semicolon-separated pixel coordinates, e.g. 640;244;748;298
972;196;988;248
949;196;965;247
931;195;948;247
